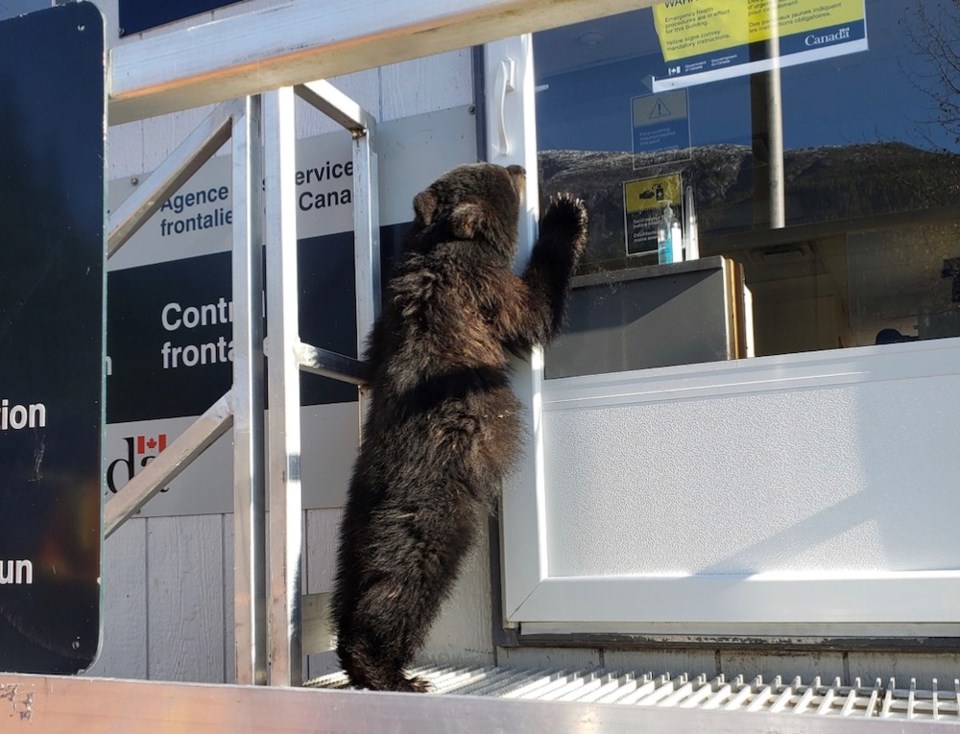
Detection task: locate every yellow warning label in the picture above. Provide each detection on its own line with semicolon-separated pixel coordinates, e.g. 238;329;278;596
623;173;684;256
624;174;683;214
653;0;865;62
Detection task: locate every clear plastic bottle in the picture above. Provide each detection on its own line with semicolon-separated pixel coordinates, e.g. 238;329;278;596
657;202;682;264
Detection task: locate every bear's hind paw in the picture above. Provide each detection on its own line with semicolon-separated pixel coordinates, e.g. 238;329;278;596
398;675;431;693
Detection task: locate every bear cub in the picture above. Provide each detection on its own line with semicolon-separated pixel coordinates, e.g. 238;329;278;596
331;163;588;692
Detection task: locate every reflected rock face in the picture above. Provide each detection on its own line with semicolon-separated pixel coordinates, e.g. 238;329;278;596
539;143;960;272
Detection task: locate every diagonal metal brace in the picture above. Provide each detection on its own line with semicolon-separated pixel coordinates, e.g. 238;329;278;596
295;80;376;138
103;391;234;537
107;100;244;257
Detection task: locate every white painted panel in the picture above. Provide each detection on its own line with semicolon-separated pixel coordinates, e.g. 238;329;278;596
293;405;360;511
502;334;960;626
520;621;960;639
81;0;118;46
140;105;222;172
210;0;288;24
543;374;960;576
84;519;147;679
377;106;479;225
106;120;144;180
146;515;225;682
483;32;551;642
381;49;474;121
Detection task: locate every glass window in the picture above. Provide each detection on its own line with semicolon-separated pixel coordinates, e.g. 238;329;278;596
0;1;50;22
534;0;960;375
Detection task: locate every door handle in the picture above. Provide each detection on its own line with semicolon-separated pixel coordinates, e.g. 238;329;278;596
495;57;517;156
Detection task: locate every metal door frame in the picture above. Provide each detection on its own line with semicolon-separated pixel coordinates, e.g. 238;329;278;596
103;82;379;687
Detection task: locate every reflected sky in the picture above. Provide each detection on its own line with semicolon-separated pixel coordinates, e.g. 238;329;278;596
0;0;48;22
534;0;960;154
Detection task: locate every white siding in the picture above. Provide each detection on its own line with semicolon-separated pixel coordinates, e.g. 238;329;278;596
86;519;147;679
146;515;226;682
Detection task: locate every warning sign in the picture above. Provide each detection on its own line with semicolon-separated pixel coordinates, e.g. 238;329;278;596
631;89;691;166
651;0;868;91
623;173;683;256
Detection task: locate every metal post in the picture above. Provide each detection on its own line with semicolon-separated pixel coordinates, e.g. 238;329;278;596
232;95;268;686
352;123;381;414
264;86;304;687
295;80;381;380
750;0;785;230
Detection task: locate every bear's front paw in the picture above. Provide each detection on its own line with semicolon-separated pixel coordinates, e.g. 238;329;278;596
540;192;589;258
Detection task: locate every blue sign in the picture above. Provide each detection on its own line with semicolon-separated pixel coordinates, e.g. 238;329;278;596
0;2;105;675
119;0;243;36
631;90;691;161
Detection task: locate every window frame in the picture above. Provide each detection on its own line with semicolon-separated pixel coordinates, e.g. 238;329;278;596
485;32;960;637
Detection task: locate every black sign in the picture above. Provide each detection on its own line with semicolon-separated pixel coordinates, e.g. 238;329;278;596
106;224;409;424
0;2;104;674
118;0;244;36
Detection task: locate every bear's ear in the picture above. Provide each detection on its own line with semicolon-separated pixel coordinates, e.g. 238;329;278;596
450;201;484;239
413;190;438;226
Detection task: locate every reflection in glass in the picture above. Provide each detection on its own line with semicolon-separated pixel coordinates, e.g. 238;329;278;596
534;0;960;368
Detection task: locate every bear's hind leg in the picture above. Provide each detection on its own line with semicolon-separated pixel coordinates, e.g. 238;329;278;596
338;631;409;691
337;583;435;693
338;634;431;692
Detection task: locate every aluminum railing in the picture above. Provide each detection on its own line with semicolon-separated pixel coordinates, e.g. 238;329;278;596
102;82;379;687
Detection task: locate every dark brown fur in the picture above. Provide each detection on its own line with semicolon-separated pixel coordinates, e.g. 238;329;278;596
331;163;588;692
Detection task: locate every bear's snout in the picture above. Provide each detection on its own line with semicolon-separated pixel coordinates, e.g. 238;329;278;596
505;164;526;199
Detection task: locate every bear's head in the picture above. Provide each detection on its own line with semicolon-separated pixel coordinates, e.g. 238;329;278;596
409;163;525;261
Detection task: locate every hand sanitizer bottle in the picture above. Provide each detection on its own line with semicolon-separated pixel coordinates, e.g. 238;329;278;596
657;202;683;264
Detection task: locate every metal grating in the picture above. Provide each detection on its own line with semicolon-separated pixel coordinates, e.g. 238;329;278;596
308;665;960;721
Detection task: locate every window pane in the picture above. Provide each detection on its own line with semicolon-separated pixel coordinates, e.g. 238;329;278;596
535;0;960;375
